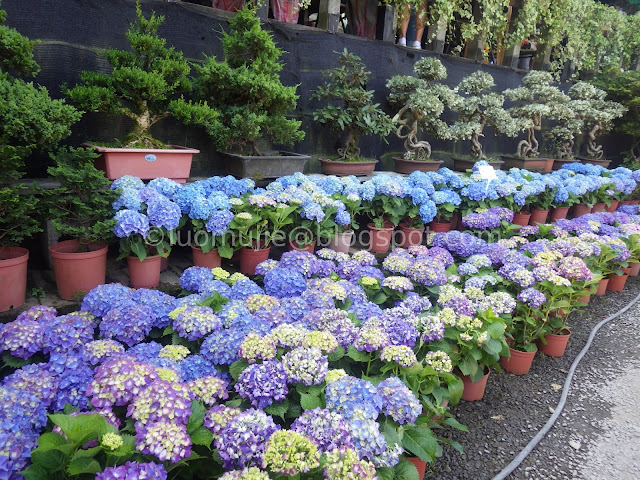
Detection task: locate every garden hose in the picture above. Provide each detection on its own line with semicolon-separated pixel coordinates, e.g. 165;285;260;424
490;291;640;480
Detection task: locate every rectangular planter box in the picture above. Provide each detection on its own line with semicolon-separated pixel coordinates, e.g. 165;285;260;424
452;157;504;171
88;144;199;183
220;151;310;180
576;157;612;168
501;155;554;172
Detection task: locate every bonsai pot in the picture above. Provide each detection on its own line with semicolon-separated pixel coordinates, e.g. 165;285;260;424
397;223;425;248
605;200;619;213
326;230;354;254
191;246;222;269
393;157;444;174
319;158;378;176
49;240;108;301
221;151;310;180
538;330;570;358
529;208;549;225
500;155;553;172
0;246;29;312
453;157;504;171
501;347;537;375
88;144;198;183
287;239;316;254
551;158;579;171
577;157;612;168
127;255;162;289
368;222;394;254
456;368;490;402
239;246;271;275
550;206;570;221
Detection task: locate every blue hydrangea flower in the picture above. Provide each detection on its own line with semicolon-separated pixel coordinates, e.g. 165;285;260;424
235;361;288;408
81;283;134;316
325;376;383;421
149;177;180;198
99;303;156;347
113;209;150;238
201;329;248;365
111;175;144;191
112;187;142;211
206;209;234;236
189;196;214;220
264;267;307;298
147;198;181;230
96;461;167;480
377;377;422;424
180;266;215;292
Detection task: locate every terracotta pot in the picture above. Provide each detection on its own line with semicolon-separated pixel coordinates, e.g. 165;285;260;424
577;294;591;305
605;200;619;213
453;157;504;171
529;208;549;225
572;204;591;218
631;199;640;205
49;240;108;301
501;347;536;375
239;246;271;275
393;157;444;174
287;239;316;253
592;202;606;213
457;369;490;402
368;223;394;254
398;223;425;248
127;255;162;289
607;273;629;292
595;278;609;296
538;331;571;358
0;246;29;312
88;144;198;183
191;246;222;269
326;230;354;254
319;158;378;176
549;206;570;222
621;200;634;206
577;157;612;168
427;220;453;233
628;262;640;277
551;158;580;171
408;457;427;479
500;155;551;172
512;212;531;227
160;256;169;272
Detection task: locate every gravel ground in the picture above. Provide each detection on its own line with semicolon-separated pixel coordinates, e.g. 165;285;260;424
429;276;640;480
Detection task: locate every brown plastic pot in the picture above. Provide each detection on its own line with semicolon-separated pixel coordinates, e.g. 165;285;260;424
393;157;443;174
538;331;570;358
577;294;591;305
160;256;169;272
592;202;606;213
191;246;222;269
287;240;316;253
239;246;271;275
620;200;634;206
408;457;427;479
529;208;549;225
628;262;640;277
0;246;29;312
368;222;394;254
512;212;531;226
319;158;378;176
572;204;592;218
127;255;162;289
607;273;629;292
428;220;453;233
605;200;619;213
456;369;490;402
549;206;570;221
398;223;425;248
49;240;108;300
326;231;354;254
595;278;609;296
501;347;537;375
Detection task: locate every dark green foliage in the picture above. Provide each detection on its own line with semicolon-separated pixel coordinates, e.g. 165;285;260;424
66;1;191;147
176;6;304;155
0;8;39;76
42;147;118;249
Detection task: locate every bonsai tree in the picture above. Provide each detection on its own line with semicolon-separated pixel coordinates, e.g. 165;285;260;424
42;147;119;251
386;57;455;160
504;71;573;158
66;1;192;148
175;6;304;155
568;81;626;160
448;71;529;160
312;48;394;160
0;7;80;247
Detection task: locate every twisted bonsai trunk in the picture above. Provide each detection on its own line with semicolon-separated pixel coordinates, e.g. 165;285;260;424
395;105;432;159
338;130;361;159
586;123;603;160
516;115;540;158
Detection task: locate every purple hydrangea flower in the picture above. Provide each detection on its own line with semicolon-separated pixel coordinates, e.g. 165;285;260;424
127;380;193;428
15;305;57;323
113;209;150;238
0;320;44;359
377;377;422;424
291;408;354;452
264;267;307;298
235;361;288;408
96;461;167;480
81;283;133;316
282;347;328;386
325;376;383;421
136;421;192;463
87;358;158;408
100;302;156;347
517;287;547;309
173;306;223;341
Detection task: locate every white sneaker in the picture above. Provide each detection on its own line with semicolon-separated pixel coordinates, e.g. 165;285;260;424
397;37;406;47
411;40;422;49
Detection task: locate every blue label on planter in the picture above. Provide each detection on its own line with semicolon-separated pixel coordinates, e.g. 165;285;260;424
145;154;157;162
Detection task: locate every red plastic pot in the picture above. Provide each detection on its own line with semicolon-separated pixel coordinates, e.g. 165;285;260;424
620;200;634;206
160;256;169;272
538;331;570;358
456;369;490;402
0;246;29;312
572;204;592;217
239;246;271;275
605;200;619;213
632;199;640;205
501;347;537;375
607;273;629;292
407;457;427;479
398;223;425;248
529;208;549;225
512;212;531;226
191;246;222;269
368;223;394;254
427;221;453;233
592;202;606;213
629;262;640;277
577;294;591;305
549;207;570;221
595;278;609;296
49;240;108;301
127;255;162;289
287;239;316;253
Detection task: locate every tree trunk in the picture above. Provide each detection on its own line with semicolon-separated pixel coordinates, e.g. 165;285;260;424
586;123;603;160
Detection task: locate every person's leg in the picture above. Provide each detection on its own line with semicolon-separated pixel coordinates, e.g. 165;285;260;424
398;5;411;45
412;1;428;48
